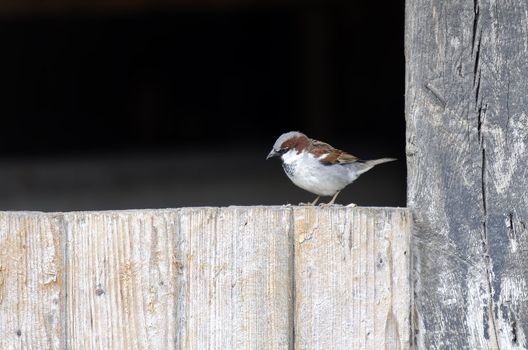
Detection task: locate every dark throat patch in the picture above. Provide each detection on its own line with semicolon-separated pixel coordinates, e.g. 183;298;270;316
282;162;295;177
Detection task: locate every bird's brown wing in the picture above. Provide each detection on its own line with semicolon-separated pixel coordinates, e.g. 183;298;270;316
310;139;359;165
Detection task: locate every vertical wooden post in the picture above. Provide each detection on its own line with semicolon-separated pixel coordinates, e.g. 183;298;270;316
406;0;528;348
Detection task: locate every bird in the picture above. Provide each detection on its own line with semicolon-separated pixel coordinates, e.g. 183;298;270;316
266;131;396;206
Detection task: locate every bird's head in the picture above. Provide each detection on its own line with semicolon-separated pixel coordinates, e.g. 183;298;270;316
266;131;310;160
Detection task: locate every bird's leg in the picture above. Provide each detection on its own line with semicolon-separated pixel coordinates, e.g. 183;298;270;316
299;196;320;206
319;191;341;207
328;191;340;205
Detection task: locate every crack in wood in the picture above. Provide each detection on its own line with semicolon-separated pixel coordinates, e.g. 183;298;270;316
407;0;528;347
473;17;501;341
473;6;484;144
472;0;482;104
480;145;501;350
511;313;518;344
481;149;487;216
474;42;482;100
423;82;446;110
507;212;516;241
471;0;480;54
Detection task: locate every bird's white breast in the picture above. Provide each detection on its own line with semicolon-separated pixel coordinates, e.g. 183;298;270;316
280;150;359;196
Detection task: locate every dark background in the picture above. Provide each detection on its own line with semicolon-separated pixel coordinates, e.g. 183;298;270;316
0;1;405;211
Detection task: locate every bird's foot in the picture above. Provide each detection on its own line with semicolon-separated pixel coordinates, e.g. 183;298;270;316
299;196;320;206
316;191;341;207
318;202;345;207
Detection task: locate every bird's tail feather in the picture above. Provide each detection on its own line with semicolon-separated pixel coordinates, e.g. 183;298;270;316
356;158;396;175
366;157;397;166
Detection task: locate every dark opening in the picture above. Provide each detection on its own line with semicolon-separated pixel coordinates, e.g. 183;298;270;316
0;1;405;210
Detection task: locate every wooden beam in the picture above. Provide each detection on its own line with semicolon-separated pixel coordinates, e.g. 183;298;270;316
0;207;411;349
406;0;528;348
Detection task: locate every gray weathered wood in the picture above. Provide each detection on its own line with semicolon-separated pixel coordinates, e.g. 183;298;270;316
0;207;410;349
0;213;65;349
175;207;293;349
65;210;180;349
293;207;411;349
406;0;528;348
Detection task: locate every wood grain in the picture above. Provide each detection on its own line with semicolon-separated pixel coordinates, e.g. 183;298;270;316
406;0;528;348
293;207;411;350
175;207;293;349
0;212;64;350
0;207;411;349
65;210;179;349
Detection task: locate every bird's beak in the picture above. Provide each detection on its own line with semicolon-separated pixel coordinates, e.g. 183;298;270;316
266;149;279;159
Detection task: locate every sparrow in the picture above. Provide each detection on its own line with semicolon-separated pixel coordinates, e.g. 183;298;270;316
267;131;396;206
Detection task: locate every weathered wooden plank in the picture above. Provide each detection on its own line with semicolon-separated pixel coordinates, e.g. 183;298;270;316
293;207;411;350
65;210;179;349
406;0;528;348
0;207;411;349
0;212;65;350
175;207;293;349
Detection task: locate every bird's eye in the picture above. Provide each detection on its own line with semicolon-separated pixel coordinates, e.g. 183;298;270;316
278;148;288;154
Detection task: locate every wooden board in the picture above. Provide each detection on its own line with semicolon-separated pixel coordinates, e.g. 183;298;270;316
0;207;411;349
293;207;411;350
65;210;180;349
0;212;65;349
175;207;293;349
406;0;528;348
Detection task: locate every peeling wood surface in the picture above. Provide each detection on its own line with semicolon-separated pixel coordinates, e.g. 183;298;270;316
0;207;410;349
406;0;528;348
